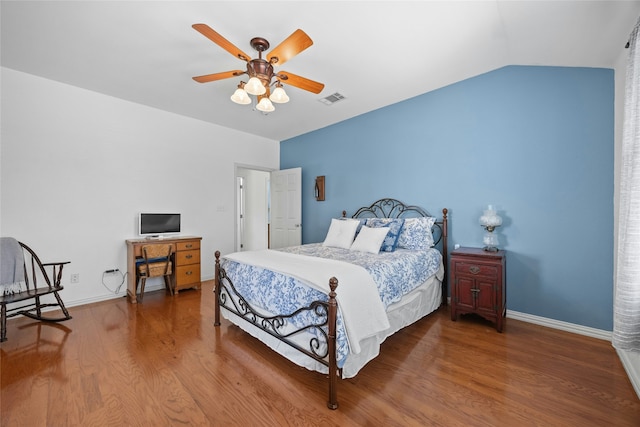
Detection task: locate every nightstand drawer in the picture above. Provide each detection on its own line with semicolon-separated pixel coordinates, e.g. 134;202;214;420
454;261;498;278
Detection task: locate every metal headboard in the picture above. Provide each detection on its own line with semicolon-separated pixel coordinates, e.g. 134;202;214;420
344;198;449;306
345;198;447;247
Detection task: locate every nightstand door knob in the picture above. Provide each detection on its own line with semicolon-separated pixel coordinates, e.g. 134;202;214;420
469;266;481;274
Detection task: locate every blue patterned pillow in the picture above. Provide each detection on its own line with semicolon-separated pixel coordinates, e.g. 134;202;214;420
397;217;436;250
366;218;405;252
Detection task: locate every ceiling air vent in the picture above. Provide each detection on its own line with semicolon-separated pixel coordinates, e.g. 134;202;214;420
319;92;346;105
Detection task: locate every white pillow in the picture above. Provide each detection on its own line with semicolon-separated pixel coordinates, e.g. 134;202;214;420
350;226;390;254
322;218;360;249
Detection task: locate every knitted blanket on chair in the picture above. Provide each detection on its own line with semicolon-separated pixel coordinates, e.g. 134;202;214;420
0;237;26;295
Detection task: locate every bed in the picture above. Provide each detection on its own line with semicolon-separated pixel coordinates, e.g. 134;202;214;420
213;198;448;409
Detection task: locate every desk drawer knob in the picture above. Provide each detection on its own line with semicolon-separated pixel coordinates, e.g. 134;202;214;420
469;266;481;274
185;244;193;248
186;255;193;259
186;271;192;276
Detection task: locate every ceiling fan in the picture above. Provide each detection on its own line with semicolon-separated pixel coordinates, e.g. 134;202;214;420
192;24;325;112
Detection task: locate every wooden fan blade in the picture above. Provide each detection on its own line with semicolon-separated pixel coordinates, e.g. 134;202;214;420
192;23;251;62
192;70;245;83
277;71;325;94
267;29;313;66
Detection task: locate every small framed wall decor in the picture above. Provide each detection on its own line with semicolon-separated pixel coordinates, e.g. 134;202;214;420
315;176;325;201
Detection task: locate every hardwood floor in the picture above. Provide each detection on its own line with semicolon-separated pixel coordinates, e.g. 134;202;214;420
1;280;639;426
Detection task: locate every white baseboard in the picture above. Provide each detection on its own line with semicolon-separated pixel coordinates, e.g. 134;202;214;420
616;348;640;399
506;309;612;341
64;282;167;308
445;297;612;340
64;275;215;308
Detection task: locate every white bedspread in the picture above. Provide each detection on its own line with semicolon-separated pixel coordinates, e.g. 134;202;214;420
225;249;391;353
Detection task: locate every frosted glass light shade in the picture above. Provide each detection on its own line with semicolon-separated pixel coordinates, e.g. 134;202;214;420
230;87;251;105
479;205;502;227
256;97;275;112
269;86;289;103
245;77;266;95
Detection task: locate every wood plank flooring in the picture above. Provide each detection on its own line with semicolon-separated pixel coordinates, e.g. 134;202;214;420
1;280;639;426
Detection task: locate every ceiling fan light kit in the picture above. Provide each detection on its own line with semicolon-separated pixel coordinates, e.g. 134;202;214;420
192;24;324;114
230;82;252;105
256;97;275;113
270;83;290;103
244;76;266;96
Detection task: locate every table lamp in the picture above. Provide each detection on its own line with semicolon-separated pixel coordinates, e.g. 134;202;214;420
479;205;502;252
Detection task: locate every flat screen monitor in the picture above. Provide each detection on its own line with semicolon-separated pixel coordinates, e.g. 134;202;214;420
139;213;181;237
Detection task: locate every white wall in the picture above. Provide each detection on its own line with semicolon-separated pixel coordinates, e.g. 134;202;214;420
0;67;279;306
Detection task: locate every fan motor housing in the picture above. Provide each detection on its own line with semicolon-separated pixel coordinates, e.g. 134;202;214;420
248;59;274;85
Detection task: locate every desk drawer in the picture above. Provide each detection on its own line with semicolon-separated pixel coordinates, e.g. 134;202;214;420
177;240;200;251
176;264;200;286
176;249;199;266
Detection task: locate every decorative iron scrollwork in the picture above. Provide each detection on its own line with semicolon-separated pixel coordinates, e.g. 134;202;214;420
350;198;445;246
217;266;332;363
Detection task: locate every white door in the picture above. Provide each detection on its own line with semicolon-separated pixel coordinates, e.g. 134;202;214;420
270;167;302;249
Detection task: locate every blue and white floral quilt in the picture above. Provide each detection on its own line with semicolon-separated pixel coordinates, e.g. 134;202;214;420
219;244;442;367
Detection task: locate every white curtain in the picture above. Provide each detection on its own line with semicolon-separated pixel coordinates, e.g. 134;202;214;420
614;16;640;351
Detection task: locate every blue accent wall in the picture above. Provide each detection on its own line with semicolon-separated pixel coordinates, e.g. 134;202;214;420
281;66;614;331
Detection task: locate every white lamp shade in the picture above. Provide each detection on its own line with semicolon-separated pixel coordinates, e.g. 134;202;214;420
479;205;502;227
244;77;266;95
269;86;290;103
230;87;251;105
256;97;275;112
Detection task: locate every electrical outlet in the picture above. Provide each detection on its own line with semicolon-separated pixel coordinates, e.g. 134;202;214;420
70;273;79;283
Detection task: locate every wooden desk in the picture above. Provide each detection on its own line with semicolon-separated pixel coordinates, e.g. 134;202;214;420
125;236;202;304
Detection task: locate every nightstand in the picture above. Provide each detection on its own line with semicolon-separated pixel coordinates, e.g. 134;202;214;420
450;247;506;332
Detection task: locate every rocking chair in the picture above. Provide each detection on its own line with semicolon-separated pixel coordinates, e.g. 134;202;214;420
0;237;72;342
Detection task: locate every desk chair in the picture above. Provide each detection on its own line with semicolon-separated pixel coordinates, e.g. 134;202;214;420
136;244;173;303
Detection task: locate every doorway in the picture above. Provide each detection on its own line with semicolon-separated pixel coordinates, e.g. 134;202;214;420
235;167;270;252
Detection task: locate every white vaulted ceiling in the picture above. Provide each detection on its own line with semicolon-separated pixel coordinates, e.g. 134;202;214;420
2;1;639;141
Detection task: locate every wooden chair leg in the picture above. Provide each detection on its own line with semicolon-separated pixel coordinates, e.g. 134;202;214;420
138;278;146;303
165;276;174;296
52;291;72;320
1;303;6;342
35;295;42;318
